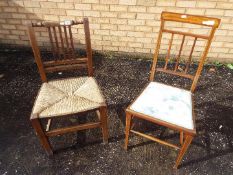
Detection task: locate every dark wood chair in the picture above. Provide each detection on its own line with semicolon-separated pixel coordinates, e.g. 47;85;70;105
28;18;108;155
124;12;220;168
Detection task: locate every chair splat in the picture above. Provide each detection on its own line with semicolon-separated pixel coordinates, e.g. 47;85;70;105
174;35;185;72
164;33;174;70
68;25;76;59
185;37;197;73
150;11;221;91
52;26;61;60
28;18;93;80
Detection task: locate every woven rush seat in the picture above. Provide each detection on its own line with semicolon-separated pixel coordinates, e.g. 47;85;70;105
32;76;105;118
130;82;193;130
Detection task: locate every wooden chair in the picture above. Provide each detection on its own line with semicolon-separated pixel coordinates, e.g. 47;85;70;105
124;12;220;168
28;18;108;155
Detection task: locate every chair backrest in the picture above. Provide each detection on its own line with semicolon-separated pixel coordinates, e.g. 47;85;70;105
27;18;93;82
150;12;220;93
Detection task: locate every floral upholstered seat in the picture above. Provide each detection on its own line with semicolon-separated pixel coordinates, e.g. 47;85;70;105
130;82;194;130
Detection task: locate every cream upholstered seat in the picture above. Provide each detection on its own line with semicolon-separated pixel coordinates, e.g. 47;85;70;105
32;76;105;118
130;82;193;130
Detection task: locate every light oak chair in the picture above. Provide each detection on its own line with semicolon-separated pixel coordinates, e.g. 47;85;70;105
28;18;108;155
124;12;220;168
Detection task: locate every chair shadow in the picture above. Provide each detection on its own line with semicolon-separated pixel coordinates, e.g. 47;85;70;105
113;99;233;169
53;134;126;154
53;96;233;170
179;148;233;168
52;104;127;154
180;101;233;168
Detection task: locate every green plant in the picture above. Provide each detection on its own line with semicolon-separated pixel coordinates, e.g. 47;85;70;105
226;63;233;70
213;61;223;67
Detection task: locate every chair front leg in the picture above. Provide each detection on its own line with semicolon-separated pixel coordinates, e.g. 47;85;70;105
174;134;193;169
124;112;132;150
99;106;108;143
31;118;53;155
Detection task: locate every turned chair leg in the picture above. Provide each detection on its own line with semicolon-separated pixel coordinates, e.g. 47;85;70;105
31;118;53;155
124;112;132;150
174;134;193;169
99;106;108;143
180;131;184;145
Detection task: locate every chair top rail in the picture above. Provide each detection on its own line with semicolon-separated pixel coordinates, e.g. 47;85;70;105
162;29;209;40
29;20;84;27
161;11;220;28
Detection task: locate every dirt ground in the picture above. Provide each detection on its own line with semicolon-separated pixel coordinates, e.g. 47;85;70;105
0;49;232;175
